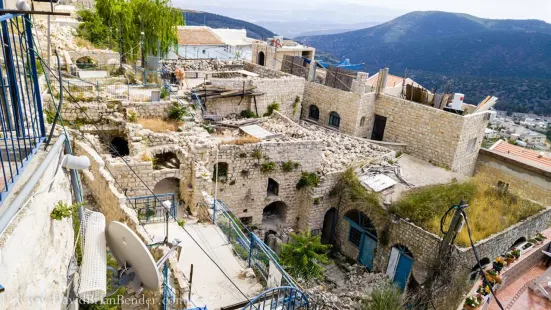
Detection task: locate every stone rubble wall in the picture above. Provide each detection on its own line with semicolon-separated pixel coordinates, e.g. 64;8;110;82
205;138;324;226
243;61;290;79
59;101;171;123
67;50;120;66
208;68;305;122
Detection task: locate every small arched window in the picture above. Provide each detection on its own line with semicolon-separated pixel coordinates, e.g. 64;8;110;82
328;111;340;128
309;105;320;120
360;116;366;127
213;162;229;179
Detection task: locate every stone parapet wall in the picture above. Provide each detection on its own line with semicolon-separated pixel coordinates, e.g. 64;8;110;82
59;101;171;123
375;95;488;175
243;61;290;78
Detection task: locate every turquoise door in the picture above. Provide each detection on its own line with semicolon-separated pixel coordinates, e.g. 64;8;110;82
359;232;377;270
394;252;414;290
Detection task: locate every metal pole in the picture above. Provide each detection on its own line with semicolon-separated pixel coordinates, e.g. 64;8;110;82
188;264;194;301
47;16;50;67
247;232;254;268
141;32;145;85
213;146;219;224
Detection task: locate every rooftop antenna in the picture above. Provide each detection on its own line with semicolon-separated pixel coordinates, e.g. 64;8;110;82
103;221;181;296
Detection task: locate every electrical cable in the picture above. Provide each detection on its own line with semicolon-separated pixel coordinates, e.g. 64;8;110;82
460;209;505;310
37;58;251;302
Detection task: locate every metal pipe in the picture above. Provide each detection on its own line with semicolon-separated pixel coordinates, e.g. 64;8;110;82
0;134;66;235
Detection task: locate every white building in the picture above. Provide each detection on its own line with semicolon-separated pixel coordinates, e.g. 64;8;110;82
521;131;547;145
166;26;254;60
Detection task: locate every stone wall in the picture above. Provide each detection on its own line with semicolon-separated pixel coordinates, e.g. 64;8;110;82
68;50;120;66
0;148;74;309
374;95;489;175
204;139;323;226
476;151;551;206
302;82;375;136
59;101;171;123
208;65;305;122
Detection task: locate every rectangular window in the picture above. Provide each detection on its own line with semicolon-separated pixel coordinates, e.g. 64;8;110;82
466;138;477;154
348;226;362;247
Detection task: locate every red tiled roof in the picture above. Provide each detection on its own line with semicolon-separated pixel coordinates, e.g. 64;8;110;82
491;140;551;168
177;27;224;45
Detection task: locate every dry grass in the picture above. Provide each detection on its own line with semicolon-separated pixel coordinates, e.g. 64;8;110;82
392;171;546;247
222;136;261;145
138;118;182;132
74;37;95;49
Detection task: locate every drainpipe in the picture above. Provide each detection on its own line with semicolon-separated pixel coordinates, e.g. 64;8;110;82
0;134;66;236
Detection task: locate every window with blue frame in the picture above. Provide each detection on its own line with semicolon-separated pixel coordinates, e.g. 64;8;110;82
349;226;362;247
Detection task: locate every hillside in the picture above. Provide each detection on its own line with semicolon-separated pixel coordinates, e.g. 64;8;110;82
297;11;551;115
183;11;275;40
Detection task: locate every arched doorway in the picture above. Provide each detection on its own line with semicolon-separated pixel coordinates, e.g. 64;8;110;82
153;177;180;195
262;201;288;228
321;208;336;244
108;136;129;157
386;245;414;290
153;152;180;170
344;209;377;270
257;51;265;66
75;56;97;70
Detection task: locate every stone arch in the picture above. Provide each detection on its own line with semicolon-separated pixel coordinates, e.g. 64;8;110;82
329;111;340;128
75;56;97;69
153;151;180;170
153;177;181;195
262;201;288;228
257;51;265;66
309;105;320;120
469;257;491;280
512;237;526;248
344;209;377;238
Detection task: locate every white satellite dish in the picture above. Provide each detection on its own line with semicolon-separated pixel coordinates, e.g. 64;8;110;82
106;221;160;292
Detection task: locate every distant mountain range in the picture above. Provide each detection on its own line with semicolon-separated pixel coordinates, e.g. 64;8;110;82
297;11;551;115
183;11;275;40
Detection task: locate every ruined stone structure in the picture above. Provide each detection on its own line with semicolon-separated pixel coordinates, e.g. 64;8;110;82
251;39;315;72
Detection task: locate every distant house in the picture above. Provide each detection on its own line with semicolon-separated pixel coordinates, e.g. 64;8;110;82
484;128;499;139
166;26;254;60
488;140;551;172
521;131;547;145
252;37;315;71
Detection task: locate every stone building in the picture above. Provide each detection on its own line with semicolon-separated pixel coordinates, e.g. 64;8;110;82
251;37;315;72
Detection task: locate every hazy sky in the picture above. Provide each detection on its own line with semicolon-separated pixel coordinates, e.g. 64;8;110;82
176;0;551;23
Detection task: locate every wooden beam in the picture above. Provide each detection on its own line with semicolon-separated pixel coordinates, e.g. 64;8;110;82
0;10;71;16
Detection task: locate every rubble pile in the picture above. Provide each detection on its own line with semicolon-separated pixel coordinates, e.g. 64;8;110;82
300;121;393;174
162;59;244;72
306;266;392;310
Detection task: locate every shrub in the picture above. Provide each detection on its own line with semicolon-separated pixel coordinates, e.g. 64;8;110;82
127;110;137;122
281;160;300;172
292;96;300;116
252;149;263;160
363;284;404;310
167;103;189;120
296;172;320;190
330;168;379;205
51;201;84;220
261;162;276;173
263;102;280;117
279;231;330;281
160;87;170;99
240;109;257;118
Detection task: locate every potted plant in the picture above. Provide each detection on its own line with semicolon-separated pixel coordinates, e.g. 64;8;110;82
493;257;505;272
505;252;515;265
511;248;521;259
535;232;547;244
486;269;502;284
464;296;481;310
521;242;534;253
477;285;491;297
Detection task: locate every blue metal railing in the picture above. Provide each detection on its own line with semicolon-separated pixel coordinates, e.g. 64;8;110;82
0;13;46;203
127;193;176;224
242;286;310;310
210;199;299;289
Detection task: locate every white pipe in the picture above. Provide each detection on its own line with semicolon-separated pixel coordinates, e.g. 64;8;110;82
0;134;66;236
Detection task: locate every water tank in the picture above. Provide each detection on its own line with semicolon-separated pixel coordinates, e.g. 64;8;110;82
451;93;464;111
516;140;527;147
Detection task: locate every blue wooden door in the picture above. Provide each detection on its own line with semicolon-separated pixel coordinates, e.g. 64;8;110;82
359;233;377;270
394;253;414;290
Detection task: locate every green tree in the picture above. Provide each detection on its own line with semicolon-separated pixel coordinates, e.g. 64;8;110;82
279;231;331;281
78;0;183;61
